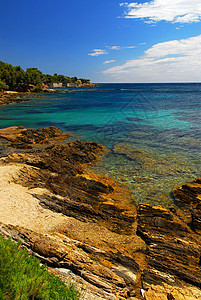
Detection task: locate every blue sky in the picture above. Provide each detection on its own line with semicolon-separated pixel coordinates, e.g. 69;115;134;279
1;0;201;82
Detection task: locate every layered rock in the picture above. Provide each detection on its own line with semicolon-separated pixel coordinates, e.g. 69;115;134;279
137;203;201;290
0;223;136;299
173;178;201;233
0;126;201;299
0;126;143;299
143;283;201;300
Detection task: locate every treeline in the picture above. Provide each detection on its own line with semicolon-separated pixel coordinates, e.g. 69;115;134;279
0;61;90;92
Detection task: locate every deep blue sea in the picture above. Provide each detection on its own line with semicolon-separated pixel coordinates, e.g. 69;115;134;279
0;83;201;206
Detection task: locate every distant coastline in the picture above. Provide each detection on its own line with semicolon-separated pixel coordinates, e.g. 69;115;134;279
0;61;92;93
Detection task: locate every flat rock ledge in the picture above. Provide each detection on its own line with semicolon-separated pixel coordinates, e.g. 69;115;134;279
0;126;201;299
0;92;36;106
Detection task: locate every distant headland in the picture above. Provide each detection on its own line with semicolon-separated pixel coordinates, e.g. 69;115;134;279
0;61;93;93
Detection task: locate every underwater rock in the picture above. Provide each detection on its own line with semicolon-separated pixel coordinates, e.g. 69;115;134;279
0;93;32;106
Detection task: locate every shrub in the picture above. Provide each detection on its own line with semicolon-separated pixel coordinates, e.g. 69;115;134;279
0;80;9;90
0;235;80;300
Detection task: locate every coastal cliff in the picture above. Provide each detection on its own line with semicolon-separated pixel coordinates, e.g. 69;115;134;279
0;126;201;299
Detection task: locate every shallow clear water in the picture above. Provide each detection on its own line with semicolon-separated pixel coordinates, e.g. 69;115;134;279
0;83;200;206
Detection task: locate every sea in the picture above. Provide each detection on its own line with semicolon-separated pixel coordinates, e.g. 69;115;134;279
0;83;201;207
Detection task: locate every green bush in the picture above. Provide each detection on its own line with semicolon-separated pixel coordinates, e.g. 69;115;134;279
0;80;9;90
0;235;80;300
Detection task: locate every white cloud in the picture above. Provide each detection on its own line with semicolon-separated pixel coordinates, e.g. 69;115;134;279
103;60;116;64
106;45;121;50
89;46;136;57
103;35;201;82
88;49;108;56
124;46;136;49
106;45;136;50
120;0;201;23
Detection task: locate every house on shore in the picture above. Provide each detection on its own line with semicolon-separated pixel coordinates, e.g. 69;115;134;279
48;81;92;88
49;82;63;88
66;82;82;87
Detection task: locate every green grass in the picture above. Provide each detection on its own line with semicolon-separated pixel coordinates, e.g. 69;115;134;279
0;235;80;300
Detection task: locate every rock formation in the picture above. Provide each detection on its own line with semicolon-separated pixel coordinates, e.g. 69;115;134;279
173;178;201;233
0;126;201;299
0;92;35;105
137;204;201;289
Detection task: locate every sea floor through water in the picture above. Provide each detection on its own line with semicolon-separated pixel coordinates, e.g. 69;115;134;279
0;83;200;207
88;126;201;207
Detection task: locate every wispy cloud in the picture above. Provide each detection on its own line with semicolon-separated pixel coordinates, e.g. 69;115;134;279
88;49;108;56
124;46;136;49
89;45;136;57
103;35;201;82
103;60;116;64
106;45;136;50
120;0;201;23
106;45;121;50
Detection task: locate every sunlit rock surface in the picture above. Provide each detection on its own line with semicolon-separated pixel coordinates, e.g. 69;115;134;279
0;126;201;299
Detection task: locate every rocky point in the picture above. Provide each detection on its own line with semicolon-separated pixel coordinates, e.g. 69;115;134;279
0;126;200;299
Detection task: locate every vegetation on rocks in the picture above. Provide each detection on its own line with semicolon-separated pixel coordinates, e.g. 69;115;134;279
0;235;80;300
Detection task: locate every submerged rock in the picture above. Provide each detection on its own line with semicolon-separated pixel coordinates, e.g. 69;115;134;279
0;92;32;106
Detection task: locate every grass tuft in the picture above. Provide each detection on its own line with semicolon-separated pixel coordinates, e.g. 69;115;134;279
0;235;80;299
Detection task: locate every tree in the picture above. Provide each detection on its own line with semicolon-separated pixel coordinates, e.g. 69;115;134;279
71;76;78;83
79;78;90;84
25;68;43;89
0;80;9;90
0;61;90;92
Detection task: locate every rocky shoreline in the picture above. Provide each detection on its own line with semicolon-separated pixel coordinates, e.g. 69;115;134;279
0;126;201;299
0;90;68;106
0;91;36;106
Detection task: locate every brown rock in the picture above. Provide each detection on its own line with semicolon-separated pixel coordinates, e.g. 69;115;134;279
0;126;69;149
144;283;201;300
2;126;201;298
0;93;32;106
173;178;201;233
0;126;26;141
173;178;201;205
0;223;128;295
17;126;68;144
137;204;201;288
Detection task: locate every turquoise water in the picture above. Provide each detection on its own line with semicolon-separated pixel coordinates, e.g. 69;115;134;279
0;83;200;206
